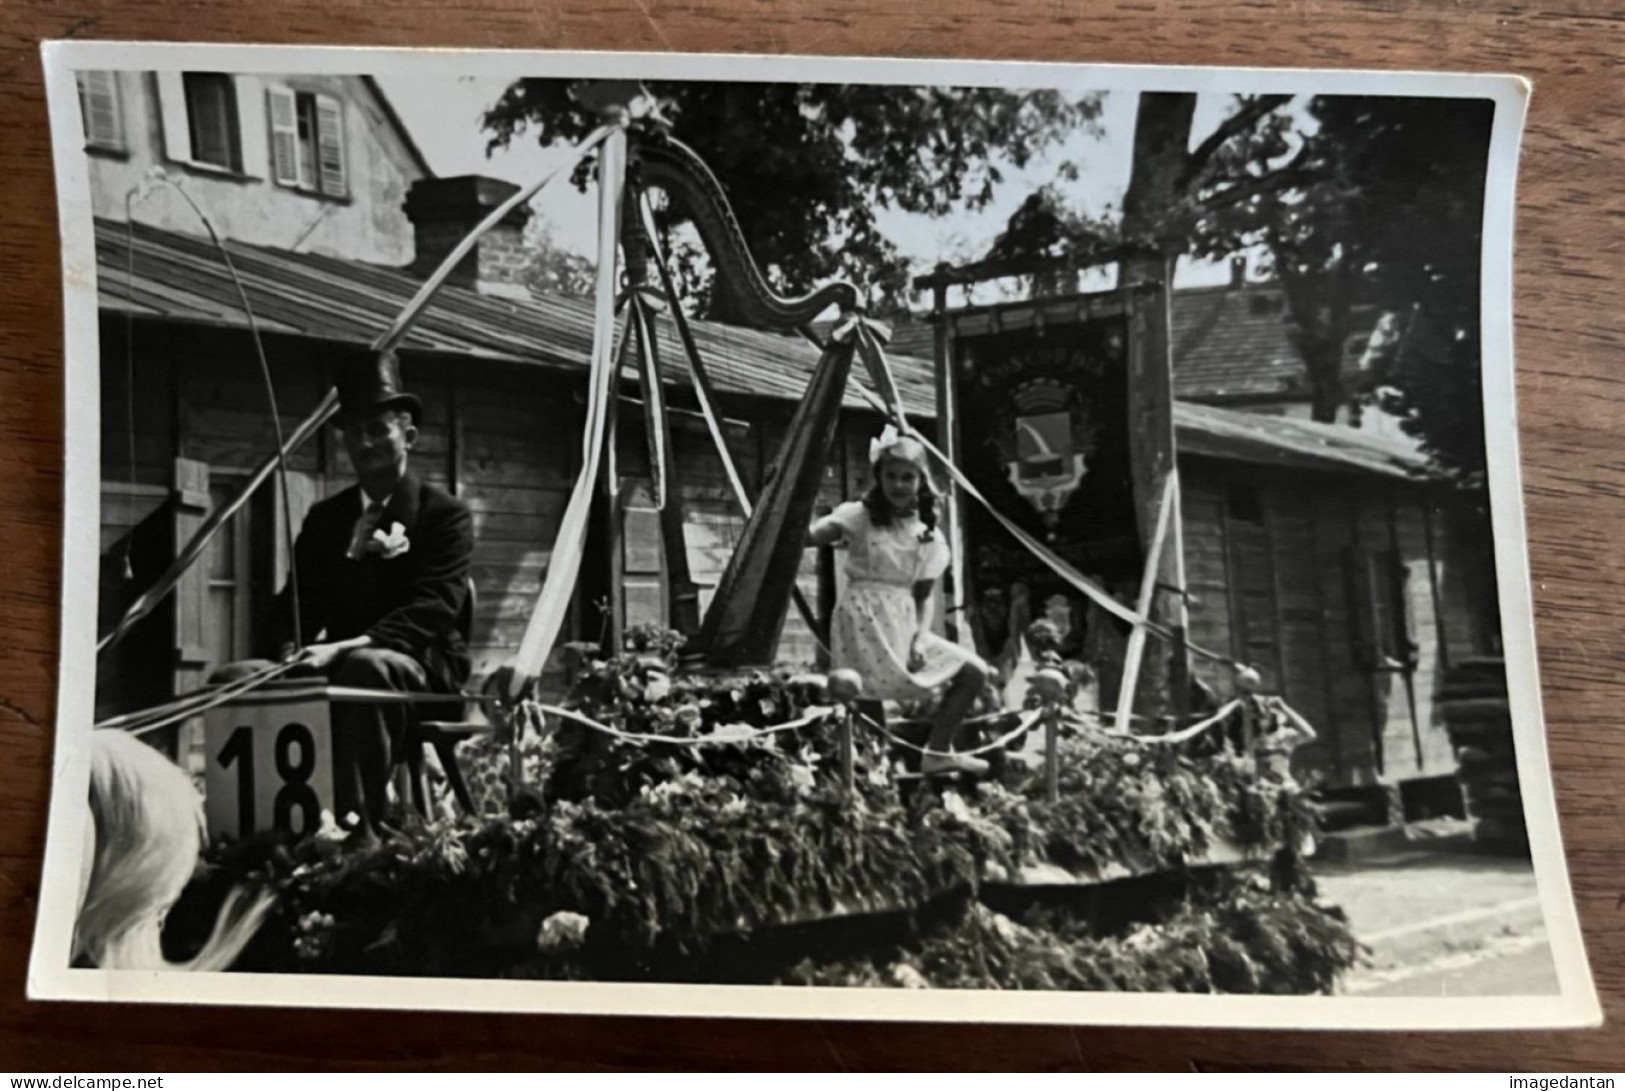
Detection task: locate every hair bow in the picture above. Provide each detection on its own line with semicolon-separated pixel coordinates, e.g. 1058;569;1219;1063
868;423;904;465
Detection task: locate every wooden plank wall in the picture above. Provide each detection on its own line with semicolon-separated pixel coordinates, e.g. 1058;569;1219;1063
1310;486;1380;786
1176;455;1482;790
1179;456;1477;790
102;324;904;693
1178;468;1235;696
1264;478;1339;781
453;364;573;676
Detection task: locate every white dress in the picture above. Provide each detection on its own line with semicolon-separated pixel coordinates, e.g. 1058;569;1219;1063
821;501;977;701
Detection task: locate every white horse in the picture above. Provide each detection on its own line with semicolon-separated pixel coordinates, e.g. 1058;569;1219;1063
73;729;274;970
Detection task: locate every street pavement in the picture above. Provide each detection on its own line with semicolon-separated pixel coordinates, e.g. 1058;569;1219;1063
1312;842;1558;997
1349;931;1560;997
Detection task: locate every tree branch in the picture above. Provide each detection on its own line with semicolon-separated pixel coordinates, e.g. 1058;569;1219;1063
1178;94;1295;193
1193;143;1315;216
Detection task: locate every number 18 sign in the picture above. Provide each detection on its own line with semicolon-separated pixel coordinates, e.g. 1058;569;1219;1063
204;682;336;842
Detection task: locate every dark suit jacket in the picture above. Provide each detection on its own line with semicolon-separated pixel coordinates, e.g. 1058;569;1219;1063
267;473;474;693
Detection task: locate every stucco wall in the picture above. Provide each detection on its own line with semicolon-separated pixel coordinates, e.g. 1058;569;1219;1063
84;71;424;266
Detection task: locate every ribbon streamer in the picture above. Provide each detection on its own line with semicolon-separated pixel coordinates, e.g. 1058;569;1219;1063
96;125;620;658
509;128;630;697
846;382;1234;668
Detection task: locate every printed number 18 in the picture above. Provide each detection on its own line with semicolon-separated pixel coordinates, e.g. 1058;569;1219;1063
217;723;322;836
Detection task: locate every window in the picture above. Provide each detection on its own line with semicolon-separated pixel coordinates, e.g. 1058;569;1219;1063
1225;482;1264;526
1346;546;1418;670
182;73;242;172
75;71;125;152
268;87;348;198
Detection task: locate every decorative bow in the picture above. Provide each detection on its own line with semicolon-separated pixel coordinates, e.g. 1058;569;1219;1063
868;423;905;465
830;312;893;346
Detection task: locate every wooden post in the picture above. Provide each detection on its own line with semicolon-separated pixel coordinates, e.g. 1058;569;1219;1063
815;509;836;670
1169;467;1192;729
1170;625;1191;731
1044;704;1060;804
508;728;522;800
931;273;969;647
1114;472;1176;736
838;707;855;795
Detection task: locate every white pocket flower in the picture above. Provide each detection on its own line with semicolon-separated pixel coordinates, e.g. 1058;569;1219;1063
369;521;411;559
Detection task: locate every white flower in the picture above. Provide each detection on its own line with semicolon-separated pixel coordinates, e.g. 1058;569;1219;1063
787;763;817;797
369;521;411;559
536;910;591;953
643;671;672;702
891;963;931;989
315;809;348;843
941;789;975;822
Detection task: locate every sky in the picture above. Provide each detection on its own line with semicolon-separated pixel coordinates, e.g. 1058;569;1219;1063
375;76;1264;303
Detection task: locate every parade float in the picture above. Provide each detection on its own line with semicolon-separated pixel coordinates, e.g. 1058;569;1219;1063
105;84;1360;992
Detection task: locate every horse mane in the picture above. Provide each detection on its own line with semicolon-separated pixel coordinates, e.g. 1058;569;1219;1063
74;730;274;971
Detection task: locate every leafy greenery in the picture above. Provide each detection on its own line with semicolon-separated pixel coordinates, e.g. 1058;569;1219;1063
483;80;1102;319
782;874;1361;994
990;90;1495;485
189;632;1339;987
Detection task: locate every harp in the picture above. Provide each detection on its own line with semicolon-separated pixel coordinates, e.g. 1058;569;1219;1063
626;128;864;668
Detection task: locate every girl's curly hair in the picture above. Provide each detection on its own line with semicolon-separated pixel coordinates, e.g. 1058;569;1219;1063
863;464;940;541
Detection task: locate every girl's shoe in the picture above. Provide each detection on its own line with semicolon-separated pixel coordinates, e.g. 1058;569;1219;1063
921;751;990;777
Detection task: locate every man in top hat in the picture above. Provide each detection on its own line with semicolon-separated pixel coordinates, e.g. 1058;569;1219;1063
264;348;474;843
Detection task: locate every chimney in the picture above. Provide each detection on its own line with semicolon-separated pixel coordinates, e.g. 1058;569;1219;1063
1229;255;1248;287
405;176;533;301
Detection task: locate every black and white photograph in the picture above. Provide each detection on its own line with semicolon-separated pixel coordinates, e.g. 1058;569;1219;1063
30;43;1598;1027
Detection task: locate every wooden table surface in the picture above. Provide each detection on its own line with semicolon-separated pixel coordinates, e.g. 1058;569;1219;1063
2;0;1621;1072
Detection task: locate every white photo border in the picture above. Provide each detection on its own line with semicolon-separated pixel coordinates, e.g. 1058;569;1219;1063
32;39;1599;1029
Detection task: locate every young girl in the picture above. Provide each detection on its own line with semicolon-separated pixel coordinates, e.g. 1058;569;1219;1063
809;428;991;775
1227;666;1318;783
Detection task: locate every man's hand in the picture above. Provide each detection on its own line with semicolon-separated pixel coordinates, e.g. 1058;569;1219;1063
285;641;350;673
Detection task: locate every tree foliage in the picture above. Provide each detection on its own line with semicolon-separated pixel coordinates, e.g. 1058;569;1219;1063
483;80;1102;319
1182;94;1495;478
990;90;1496;481
521;219;597;299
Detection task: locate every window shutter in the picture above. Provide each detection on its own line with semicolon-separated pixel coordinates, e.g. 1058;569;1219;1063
1391;554;1420;667
170;458;213;762
315;94;347;197
266;86;301;187
235;76;268;179
1343;544;1378;670
155;70;192;163
621;492;666;631
77;71;125;150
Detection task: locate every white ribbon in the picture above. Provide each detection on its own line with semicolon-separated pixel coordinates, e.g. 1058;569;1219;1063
509;129;630;697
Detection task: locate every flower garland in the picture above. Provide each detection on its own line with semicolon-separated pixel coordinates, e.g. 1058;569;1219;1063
183;628;1340;986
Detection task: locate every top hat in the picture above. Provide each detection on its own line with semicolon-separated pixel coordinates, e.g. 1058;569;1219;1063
336;349;422;424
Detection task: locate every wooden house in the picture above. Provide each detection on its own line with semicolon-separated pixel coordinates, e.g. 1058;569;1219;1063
91;218;1496;815
911;270;1499;816
81;73;1496;812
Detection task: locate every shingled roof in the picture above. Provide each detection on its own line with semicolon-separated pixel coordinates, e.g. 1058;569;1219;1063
93;218;937;418
1173;402;1429;480
882;280;1379;404
94;218;1426;481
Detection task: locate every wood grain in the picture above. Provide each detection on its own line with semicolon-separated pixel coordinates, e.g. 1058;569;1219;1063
3;0;1622;1071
